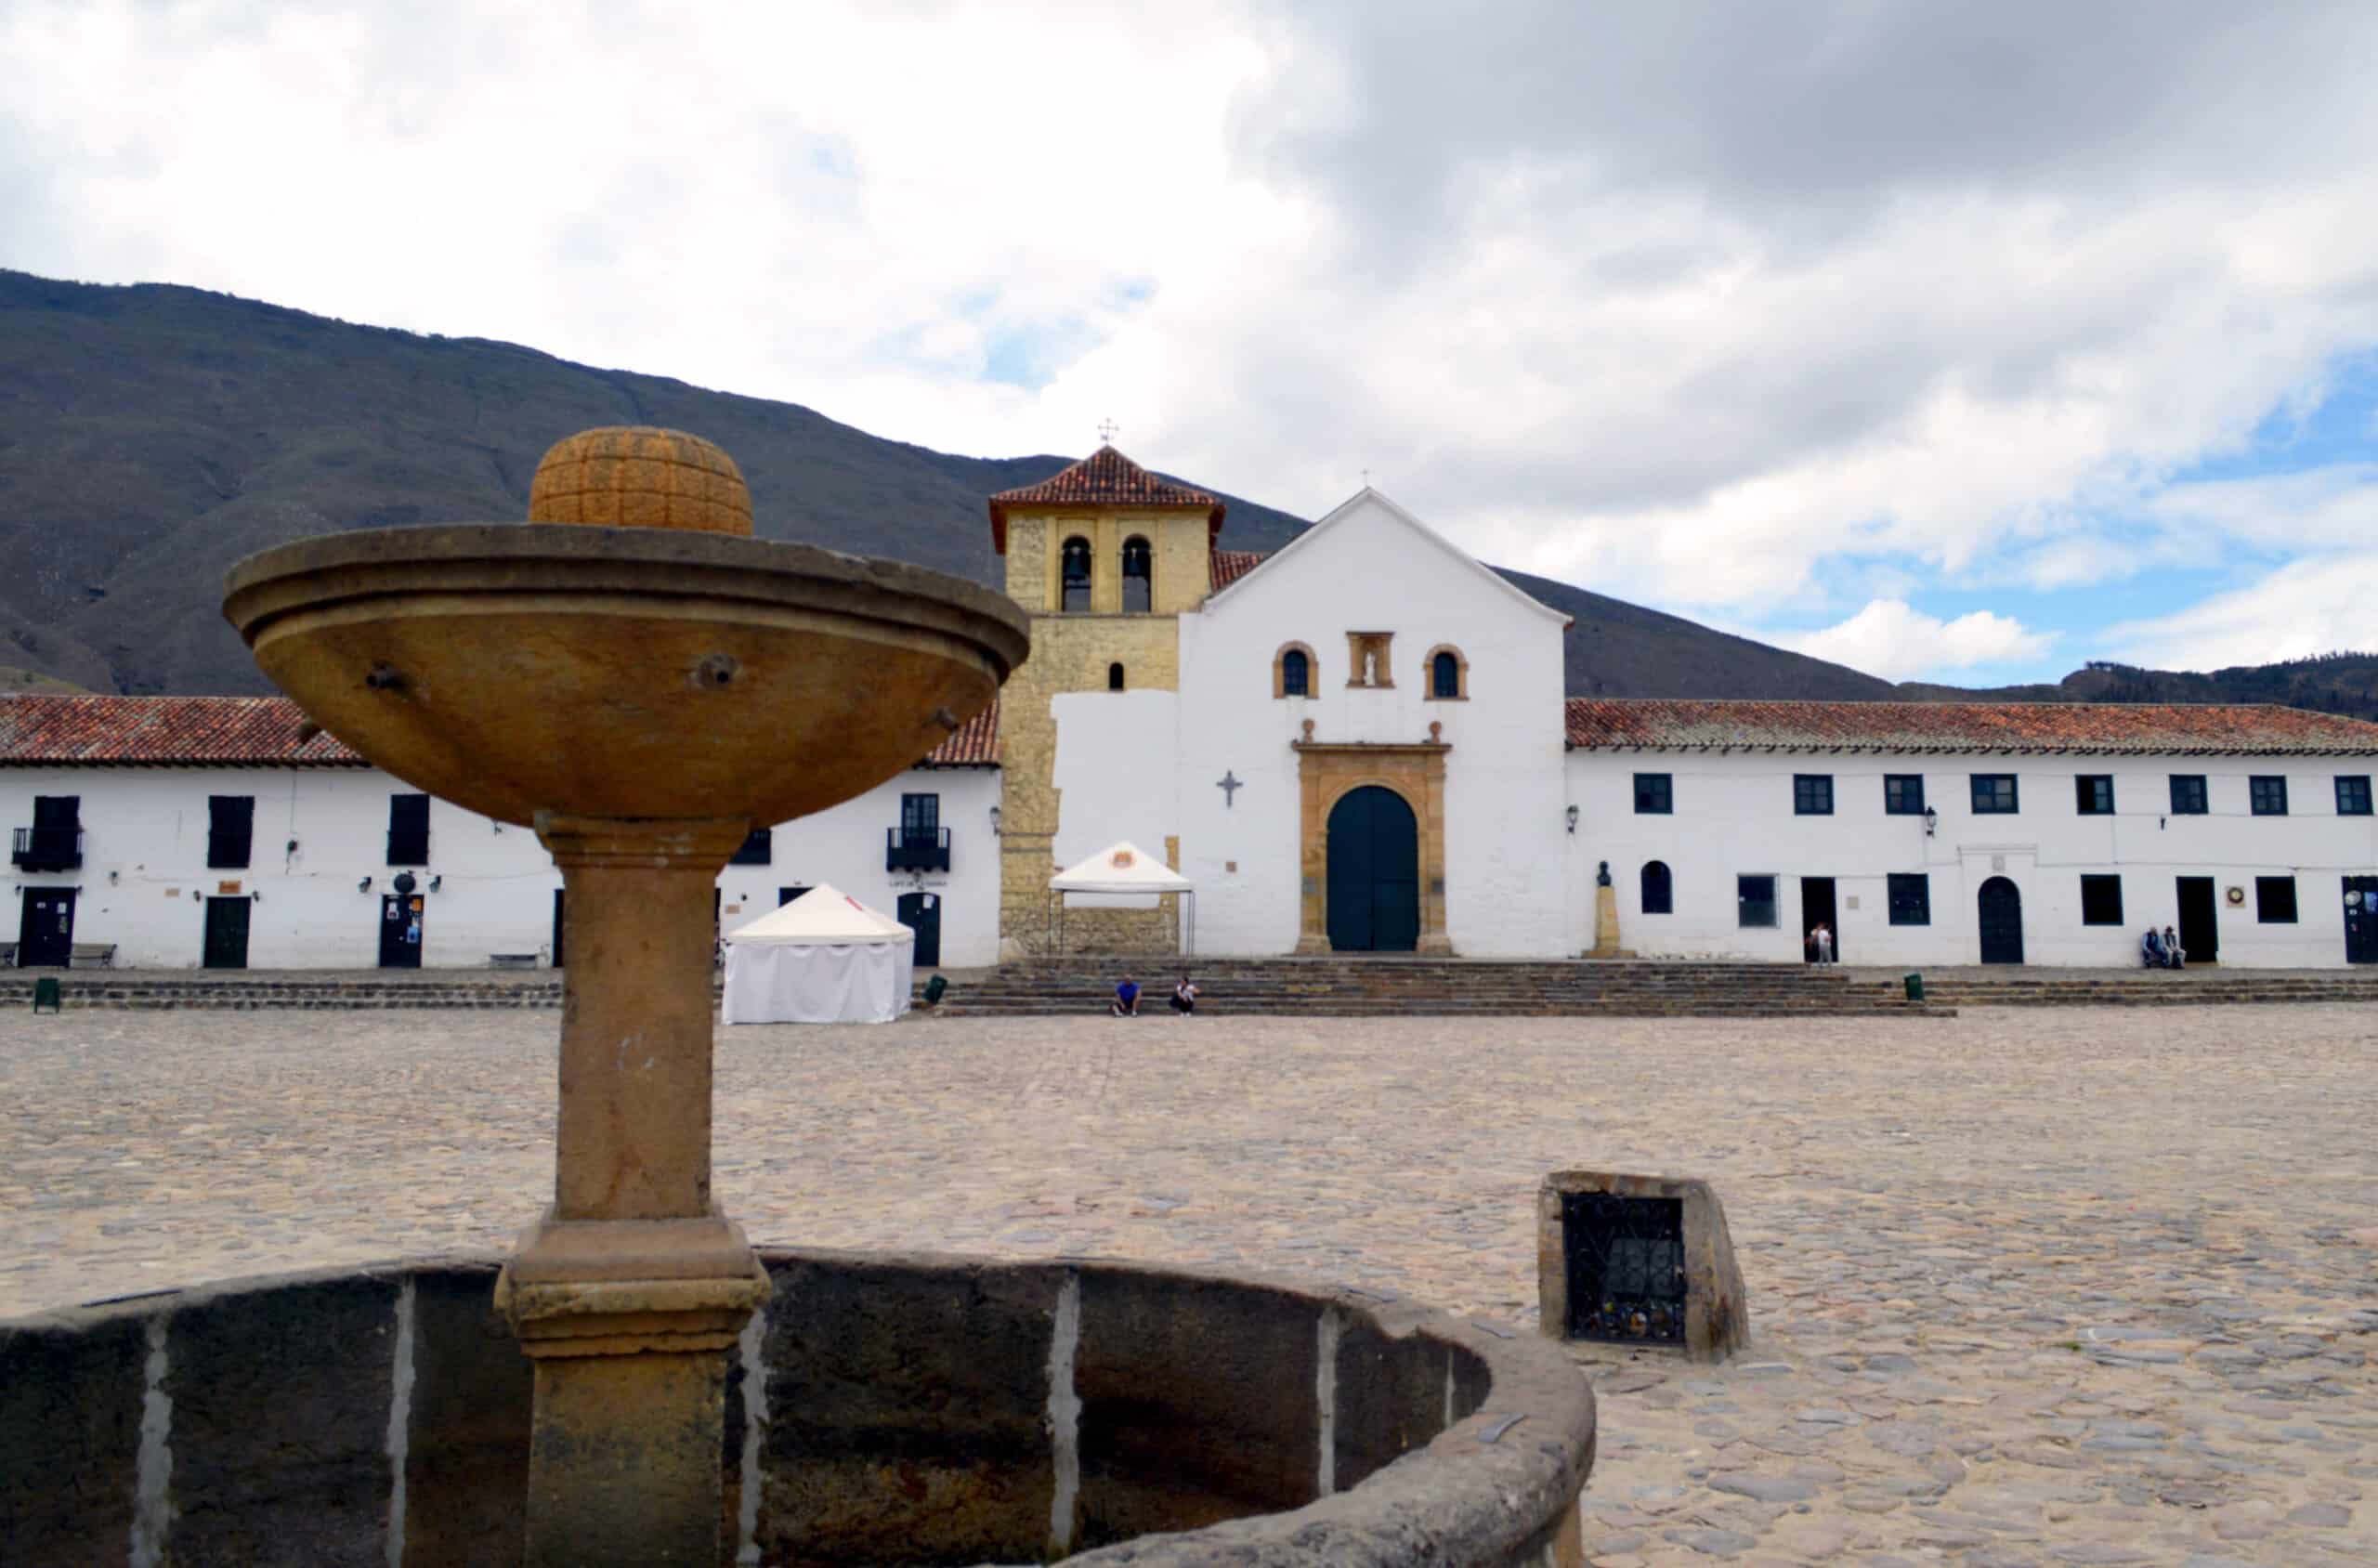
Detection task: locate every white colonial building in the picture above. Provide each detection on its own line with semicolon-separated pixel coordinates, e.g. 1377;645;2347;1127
6;444;2376;972
0;699;1001;971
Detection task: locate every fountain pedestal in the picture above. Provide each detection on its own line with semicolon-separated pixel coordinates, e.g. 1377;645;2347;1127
492;813;770;1564
221;427;1031;1563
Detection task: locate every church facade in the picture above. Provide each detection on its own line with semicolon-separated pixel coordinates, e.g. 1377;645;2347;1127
988;446;2378;969
3;444;2374;972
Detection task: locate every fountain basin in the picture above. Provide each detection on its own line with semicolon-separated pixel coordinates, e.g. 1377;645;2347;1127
222;526;1031;830
1;1250;1595;1566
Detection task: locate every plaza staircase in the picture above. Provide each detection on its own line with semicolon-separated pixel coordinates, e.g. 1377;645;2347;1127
1859;971;2378;1009
924;957;1943;1019
1;960;2369;1015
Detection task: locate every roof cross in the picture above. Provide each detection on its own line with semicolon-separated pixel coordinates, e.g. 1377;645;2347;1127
1096;417;1119;446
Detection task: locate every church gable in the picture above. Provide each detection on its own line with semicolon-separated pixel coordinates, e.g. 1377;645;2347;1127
1200;489;1569;631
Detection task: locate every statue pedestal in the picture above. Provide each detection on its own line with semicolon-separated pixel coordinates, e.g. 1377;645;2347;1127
1587;882;1635;960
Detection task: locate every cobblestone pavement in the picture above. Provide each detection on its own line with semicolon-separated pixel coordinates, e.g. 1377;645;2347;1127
4;1004;2373;1566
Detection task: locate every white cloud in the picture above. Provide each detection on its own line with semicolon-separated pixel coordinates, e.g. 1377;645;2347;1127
1773;599;2055;683
2105;554;2378;672
3;0;2378;646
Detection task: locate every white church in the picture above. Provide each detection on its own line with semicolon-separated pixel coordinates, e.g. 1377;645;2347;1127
4;443;2375;972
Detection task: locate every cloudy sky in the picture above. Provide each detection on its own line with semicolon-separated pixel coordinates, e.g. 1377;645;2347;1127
7;1;2377;686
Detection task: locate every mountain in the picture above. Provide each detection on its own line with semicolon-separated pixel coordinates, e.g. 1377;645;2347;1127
0;268;2329;712
1903;654;2378;723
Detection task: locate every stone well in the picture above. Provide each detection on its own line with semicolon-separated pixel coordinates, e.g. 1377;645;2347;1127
1;1249;1596;1566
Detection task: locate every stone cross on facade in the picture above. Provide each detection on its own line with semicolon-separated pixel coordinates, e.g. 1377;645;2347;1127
1217;770;1242;807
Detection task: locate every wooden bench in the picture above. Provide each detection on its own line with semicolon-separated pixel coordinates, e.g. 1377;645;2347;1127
68;944;116;970
488;953;542;969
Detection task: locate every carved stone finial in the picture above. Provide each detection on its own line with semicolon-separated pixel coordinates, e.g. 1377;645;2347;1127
1300;718;1315;741
528;426;753;536
1429;720;1443;742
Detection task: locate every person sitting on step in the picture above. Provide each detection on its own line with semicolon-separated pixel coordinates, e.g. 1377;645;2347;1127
1169;975;1198;1015
1111;974;1141;1016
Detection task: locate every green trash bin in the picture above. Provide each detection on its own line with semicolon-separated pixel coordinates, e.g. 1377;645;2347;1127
32;976;62;1013
921;973;947;1007
1902;972;1925;1002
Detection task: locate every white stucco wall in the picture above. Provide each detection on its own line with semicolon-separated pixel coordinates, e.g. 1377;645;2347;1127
1178;492;1574;957
1568;751;2378;968
1050;689;1182;908
0;764;1001;970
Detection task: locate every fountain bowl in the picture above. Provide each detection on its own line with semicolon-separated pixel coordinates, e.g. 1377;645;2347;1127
223;525;1031;830
0;1250;1596;1566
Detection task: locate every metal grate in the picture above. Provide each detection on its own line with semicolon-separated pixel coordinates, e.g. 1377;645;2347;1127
1561;1192;1687;1345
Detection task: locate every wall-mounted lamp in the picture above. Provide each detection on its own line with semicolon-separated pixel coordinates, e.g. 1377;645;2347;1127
285;839;299;856
1922;806;1939;838
108;869;119;885
429;874;443;893
988;804;1001;835
1564;804;1579;835
359;875;373;893
189;889;201;902
250;891;262;904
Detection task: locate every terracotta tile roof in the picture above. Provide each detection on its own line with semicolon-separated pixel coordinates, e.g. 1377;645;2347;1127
921;699;1000;766
1563;698;2378;755
0;696;366;766
0;693;1005;770
1210;548;1269;591
987;446;1226;555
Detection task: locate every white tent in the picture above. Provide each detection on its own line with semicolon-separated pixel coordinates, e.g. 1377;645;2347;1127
721;882;915;1025
1048;840;1196;954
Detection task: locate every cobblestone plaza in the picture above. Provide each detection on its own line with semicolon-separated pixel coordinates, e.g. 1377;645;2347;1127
4;1003;2372;1565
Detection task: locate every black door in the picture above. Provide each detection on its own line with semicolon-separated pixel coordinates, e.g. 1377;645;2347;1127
2345;876;2378;964
1977;876;2023;964
203;897;251;970
2176;876;2218;964
552;889;565;969
1800;877;1838;962
1326;786;1420;952
896;892;941;968
18;887;75;967
380;893;423;968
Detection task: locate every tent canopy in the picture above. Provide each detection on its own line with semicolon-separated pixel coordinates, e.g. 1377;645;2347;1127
1049;840;1193;893
726;882;911;947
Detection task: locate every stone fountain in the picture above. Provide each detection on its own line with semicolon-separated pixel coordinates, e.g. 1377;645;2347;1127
0;428;1595;1565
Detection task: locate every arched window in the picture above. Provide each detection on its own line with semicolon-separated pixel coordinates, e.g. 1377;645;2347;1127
1424;645;1468;699
1273;642;1318;699
1120;535;1152;613
1061;536;1092;613
1641;860;1673;915
1107;662;1125;691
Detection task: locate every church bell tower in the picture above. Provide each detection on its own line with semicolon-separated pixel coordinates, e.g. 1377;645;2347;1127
985;442;1225;955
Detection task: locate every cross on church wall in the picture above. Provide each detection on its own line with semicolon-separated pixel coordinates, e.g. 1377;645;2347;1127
1217;770;1242;807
